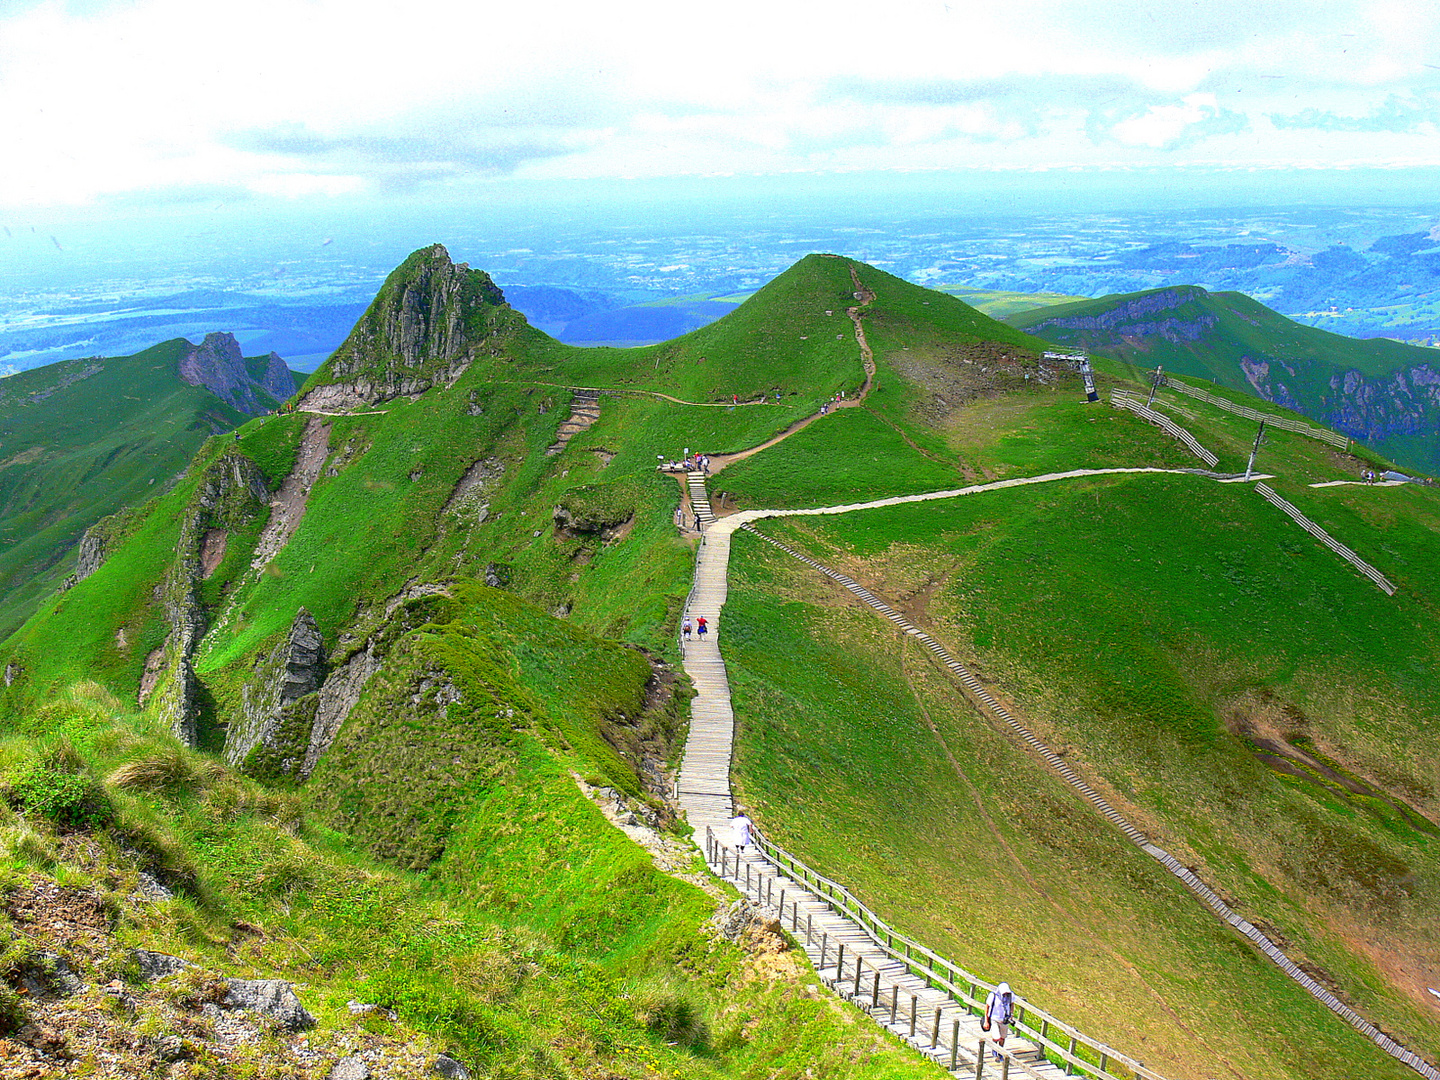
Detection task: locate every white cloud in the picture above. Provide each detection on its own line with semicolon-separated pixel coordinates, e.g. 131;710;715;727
0;0;1437;210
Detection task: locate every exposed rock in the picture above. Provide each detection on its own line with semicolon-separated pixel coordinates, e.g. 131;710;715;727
73;524;109;582
330;1054;372;1079
221;977;316;1031
714;899;760;943
297;244;515;409
133;949;194;982
229;608;326;772
179;332;296;415
17;953;84;999
250;416;331;571
299;644;382;779
148;452;272;745
432;1054;471;1079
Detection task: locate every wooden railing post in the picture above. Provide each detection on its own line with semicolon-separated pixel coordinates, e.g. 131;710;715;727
853;954;863;996
806;913;813;945
1000;1053;1010;1079
950;1020;960;1069
871;969;881;1010
909;994;917;1039
819;932;827;967
890;984;899;1023
1066;1035;1077;1075
976;1041;986;1078
836;942;845;982
932;1008;941;1049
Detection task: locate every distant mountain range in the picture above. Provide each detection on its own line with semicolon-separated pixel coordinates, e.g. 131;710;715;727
1008;285;1440;474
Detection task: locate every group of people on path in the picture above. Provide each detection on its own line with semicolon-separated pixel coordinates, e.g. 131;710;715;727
681;615;710;642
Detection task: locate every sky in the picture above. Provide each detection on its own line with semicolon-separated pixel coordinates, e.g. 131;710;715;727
1;0;1439;219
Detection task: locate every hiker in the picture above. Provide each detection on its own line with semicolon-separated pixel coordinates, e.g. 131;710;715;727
730;808;753;852
983;982;1016;1060
696;616;709;640
682;617;692;641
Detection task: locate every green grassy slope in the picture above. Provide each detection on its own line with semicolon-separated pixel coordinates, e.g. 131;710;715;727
0;340;252;637
1008;285;1440;474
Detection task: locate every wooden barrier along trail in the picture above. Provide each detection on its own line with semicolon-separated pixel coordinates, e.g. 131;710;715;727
1255;482;1397;595
1109;389;1219;467
676;468;1432;1080
1160;377;1351;449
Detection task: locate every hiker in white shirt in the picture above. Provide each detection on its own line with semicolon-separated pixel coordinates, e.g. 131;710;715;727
730;809;753;851
983;982;1015;1060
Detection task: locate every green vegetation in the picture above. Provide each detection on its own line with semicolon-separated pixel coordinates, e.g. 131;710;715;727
722;463;1440;1078
1010;284;1440;474
0;683;935;1078
0;339;253;638
1;244;1437;1078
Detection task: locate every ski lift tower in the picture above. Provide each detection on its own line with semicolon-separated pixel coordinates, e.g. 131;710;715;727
1045;351;1099;402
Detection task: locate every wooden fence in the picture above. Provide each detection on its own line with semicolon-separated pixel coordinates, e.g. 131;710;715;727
1255;482;1396;594
1109;391;1219;467
706;826;1169;1080
1160;378;1350;449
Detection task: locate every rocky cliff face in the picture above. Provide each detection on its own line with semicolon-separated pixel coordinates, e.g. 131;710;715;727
297;244;515;409
1023;287;1219;344
226;608;327;770
143;451;272;745
179;332;296;415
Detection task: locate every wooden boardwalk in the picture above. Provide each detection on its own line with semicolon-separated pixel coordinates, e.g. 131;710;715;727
676;469;1435;1080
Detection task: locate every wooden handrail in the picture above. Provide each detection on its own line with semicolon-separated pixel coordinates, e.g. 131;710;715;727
708;824;1167;1080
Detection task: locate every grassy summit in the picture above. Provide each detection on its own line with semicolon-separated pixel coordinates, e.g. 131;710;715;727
0;244;1434;1078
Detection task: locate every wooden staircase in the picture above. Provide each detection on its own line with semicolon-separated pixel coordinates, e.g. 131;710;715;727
545;390;601;455
686;470;715;527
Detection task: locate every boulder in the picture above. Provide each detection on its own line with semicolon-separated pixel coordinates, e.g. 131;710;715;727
221;978;316;1031
133;949;194;982
432;1054;470;1079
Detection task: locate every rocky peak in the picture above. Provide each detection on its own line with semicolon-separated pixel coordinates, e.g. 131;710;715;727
297;244;512;409
179;332;297;416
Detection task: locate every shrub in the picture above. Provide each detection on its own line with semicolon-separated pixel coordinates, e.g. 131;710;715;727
631;979;708;1050
0;983;26;1036
7;754;112;829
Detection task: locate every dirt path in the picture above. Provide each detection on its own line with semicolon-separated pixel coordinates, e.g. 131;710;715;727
250;417;331;569
707;264;877;477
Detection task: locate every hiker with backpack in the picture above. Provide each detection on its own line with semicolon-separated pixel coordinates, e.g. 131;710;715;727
982;982;1016;1061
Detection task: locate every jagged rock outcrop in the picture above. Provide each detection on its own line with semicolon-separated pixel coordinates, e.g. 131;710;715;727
227;608;326;771
179;332;296;415
297;244;516;409
144;452;272;745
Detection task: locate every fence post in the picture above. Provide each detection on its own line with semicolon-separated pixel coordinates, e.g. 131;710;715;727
1066;1036;1077;1075
890;984;899;1023
871;969;881;1010
976;1041;986;1078
806;913;813;946
950;1020;960;1069
909;994;917;1039
853;954;863;996
745;863;751;894
819;933;827;968
1001;1054;1009;1080
836;943;845;983
932;1008;941;1049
